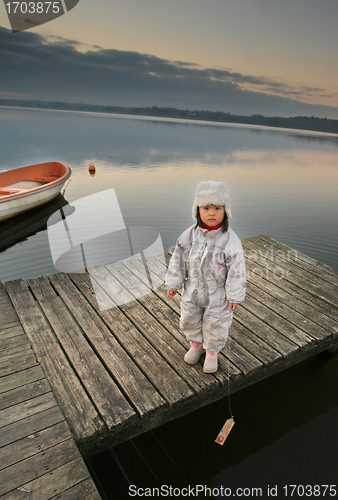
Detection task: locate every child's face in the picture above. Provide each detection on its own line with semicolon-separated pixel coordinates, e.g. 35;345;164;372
199;205;225;227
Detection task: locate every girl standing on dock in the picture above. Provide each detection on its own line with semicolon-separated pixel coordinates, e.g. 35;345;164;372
166;180;246;373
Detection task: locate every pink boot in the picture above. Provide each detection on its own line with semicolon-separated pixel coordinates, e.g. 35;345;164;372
203;351;218;373
184;342;205;365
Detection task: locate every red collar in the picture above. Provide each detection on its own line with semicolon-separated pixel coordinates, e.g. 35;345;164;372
200;223;222;232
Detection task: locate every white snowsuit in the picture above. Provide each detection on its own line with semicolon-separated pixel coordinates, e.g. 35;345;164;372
165;225;246;353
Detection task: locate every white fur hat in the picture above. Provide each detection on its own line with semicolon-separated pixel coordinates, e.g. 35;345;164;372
192;180;232;220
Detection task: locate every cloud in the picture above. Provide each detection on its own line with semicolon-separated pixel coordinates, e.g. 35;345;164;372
0;26;337;118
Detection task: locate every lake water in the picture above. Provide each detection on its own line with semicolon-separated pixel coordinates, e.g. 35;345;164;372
1;107;337;498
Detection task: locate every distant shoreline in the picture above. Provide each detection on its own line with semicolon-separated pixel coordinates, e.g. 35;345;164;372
1;99;338;135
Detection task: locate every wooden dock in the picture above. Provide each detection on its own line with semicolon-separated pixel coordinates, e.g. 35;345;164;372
3;235;338;459
0;282;101;498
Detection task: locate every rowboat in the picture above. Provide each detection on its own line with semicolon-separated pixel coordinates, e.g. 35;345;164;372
0;162;71;222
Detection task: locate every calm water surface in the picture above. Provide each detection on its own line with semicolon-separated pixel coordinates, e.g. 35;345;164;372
0;107;337;498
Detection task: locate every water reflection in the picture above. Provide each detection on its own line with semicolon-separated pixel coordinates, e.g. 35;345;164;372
1;107;338;172
0;194;69;253
0;107;337;282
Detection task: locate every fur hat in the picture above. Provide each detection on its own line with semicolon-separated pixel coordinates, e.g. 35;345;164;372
192;180;231;220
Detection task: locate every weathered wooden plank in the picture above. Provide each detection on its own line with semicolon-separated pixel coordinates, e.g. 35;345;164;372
0;378;51;411
231;319;282;366
0;320;21;333
0;300;20;324
0;351;37;378
49;478;101;500
0;325;24;341
243;240;338;308
0;313;19;326
263;267;337;321
245;258;338;338
0;421;71;471
147;256;183;310
120;253;167;294
124;257;181;314
5;280;105;443
251;235;338;291
0;343;32;363
247;280;330;342
0;282;9;297
0;292;10;301
28;276;136;431
70;272;195;406
89;265;133;307
214;352;242;385
248;235;331;277
5;280;60;355
0;365;45;394
245;248;338;325
106;259;152;298
137;289;183;345
1;459;98;500
153;252;171;273
49;272;166;418
118;256;182;334
0;334;31;353
224;337;262;375
235;304;299;356
0;392;57;429
244;284;318;346
255;235;338;280
0;291;10;301
0;406;65;448
0;439;81;496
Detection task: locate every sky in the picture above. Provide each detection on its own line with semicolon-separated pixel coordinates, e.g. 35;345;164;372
1;0;338;118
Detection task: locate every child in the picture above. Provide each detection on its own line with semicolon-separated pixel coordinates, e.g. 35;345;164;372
165;180;246;373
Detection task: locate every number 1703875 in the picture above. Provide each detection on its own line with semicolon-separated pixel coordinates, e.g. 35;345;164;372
5;2;60;14
283;485;336;497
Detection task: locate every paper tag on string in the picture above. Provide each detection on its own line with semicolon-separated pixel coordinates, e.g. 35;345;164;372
215;418;235;445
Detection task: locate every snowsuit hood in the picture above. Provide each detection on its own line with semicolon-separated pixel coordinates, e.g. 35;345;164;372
192;180;232;220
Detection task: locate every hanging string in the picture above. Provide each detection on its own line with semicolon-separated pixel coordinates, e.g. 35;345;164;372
214;321;235;445
227;327;233;418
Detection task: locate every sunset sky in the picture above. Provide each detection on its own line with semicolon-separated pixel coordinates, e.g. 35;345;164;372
1;0;338;117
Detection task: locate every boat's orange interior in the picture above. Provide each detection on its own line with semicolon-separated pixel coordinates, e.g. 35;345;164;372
0;162;69;197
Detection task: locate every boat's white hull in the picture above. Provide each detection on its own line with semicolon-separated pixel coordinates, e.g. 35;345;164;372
0;181;67;222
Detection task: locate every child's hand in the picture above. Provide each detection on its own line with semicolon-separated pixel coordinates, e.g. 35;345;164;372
167;289;177;298
229;302;238;311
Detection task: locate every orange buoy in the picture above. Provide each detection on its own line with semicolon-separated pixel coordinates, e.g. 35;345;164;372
88;163;96;176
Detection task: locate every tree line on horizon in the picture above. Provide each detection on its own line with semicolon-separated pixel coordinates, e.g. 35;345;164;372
1;99;337;134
